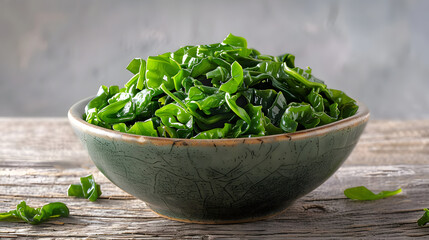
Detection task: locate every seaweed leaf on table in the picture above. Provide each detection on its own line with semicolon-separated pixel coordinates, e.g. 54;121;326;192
344;186;402;201
68;174;102;202
0;201;69;225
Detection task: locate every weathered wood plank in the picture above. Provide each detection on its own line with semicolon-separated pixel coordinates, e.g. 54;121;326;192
0;118;429;239
0;165;428;239
350;120;429;166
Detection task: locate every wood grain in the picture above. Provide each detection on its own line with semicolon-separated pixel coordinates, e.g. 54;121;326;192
0;118;428;239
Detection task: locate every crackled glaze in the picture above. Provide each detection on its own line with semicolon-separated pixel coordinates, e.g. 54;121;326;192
68;97;369;223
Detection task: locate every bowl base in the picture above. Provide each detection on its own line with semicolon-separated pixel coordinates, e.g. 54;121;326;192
147;204;290;224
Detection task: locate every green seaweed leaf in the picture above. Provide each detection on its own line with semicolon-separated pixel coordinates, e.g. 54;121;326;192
344;186;402;201
225;93;251;125
68;174;102;202
146;53;181;90
0;201;69;225
222;33;247;48
266;91;287;126
127;120;158;137
418;208;429;226
219;61;244;94
280;103;320;133
126;58;142;74
242;103;265;136
192;123;232;139
155;103;193;130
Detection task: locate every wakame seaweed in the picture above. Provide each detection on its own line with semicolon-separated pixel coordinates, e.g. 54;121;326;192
67;174;102;202
0;201;69;225
84;34;359;139
344;186;402;201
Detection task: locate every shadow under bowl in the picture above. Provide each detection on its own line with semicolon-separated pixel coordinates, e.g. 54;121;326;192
68;97;369;224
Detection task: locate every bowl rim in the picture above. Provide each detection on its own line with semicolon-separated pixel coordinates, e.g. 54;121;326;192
68;96;370;146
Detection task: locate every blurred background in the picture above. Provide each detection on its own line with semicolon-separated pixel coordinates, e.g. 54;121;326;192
1;0;428;119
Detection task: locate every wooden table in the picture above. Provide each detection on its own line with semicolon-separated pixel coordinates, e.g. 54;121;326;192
0;118;428;239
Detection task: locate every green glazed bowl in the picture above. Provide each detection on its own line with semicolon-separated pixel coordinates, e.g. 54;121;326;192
68;97;369;224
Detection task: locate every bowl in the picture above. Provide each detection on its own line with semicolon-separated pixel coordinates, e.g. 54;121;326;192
68;97;369;224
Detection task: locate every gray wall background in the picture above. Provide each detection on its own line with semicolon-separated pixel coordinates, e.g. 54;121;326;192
1;0;428;119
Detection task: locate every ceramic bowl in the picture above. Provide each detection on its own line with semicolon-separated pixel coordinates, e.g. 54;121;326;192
68;97;369;224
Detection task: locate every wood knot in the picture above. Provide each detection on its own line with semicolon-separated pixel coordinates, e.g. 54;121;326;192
302;204;327;212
